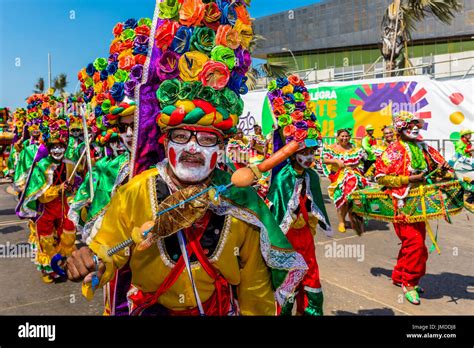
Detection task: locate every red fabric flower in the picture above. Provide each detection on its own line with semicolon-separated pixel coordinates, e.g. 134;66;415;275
135;25;151;36
135;54;147;65
118;55;136;71
155;20;180;50
294;129;308;142
291;111;304;122
199;60;230;90
113;23;124;37
283;125;296;137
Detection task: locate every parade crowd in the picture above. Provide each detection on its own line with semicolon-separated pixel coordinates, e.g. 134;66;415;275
0;0;473;316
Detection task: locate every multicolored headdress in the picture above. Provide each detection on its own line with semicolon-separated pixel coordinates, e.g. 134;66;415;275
77;18;151;145
267;75;322;146
42;118;69;146
132;0;254;175
153;0;252;135
26;93;64;132
393;111;425;131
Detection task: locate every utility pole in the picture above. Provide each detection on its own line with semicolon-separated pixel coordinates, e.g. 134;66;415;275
48;53;52;90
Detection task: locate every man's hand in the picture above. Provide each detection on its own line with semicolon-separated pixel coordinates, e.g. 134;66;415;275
66;247;105;282
438;161;451;171
335;159;346;169
408;173;426;183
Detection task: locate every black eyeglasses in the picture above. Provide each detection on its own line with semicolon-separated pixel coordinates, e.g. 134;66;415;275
169;129;221;147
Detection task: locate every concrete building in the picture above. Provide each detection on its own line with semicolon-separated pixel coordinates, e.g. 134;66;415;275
253;0;474;82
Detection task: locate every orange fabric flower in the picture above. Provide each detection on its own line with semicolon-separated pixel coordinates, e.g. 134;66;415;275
179;0;205;27
291;111;304;122
93;72;101;83
288;74;304;87
216;25;240;49
118;55;135;71
199;60;230;90
235;5;251;25
283;125;296;137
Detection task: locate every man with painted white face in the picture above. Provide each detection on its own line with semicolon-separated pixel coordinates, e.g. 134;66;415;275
66;119;307;315
375;111;451;305
18;119;78;283
267;144;331;316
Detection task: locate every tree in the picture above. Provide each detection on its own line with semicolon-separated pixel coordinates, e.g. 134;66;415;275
53;73;68;94
380;0;462;76
246;34;290;90
33;77;45;94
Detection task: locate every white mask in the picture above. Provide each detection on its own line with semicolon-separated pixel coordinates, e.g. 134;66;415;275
402;125;420;140
167;139;219;183
50;145;65;161
296;153;314;169
119;126;133;152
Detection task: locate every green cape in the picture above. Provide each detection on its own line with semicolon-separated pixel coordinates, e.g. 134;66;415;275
201;165;308;306
69;152;130;242
14;140;39;188
19;156;56;218
267;162;331;236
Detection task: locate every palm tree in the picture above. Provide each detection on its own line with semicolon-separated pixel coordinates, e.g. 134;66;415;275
381;0;462;76
53;73;68;94
33;77;45;94
246;34;290;90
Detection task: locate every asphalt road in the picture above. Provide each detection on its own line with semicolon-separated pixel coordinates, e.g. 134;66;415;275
0;178;472;316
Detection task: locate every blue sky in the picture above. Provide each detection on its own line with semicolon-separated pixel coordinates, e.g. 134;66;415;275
0;0;321;109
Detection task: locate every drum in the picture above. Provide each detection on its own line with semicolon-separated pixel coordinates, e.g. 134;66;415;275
0;132;14;146
350;180;464;223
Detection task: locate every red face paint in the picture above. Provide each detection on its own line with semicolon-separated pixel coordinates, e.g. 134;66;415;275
210;152;218;169
169;146;177;167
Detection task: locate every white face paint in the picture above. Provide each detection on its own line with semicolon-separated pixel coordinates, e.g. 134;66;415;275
167;139;219;183
50;145;65;161
402;125;420;140
296;153;314;169
70;129;83;139
119;125;133;152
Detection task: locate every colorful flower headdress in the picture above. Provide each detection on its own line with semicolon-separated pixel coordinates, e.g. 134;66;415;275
153;0;253;136
41;113;69;146
25;93;64;132
267;75;321;145
393;111;425;131
77;18;151;124
77;18;151;145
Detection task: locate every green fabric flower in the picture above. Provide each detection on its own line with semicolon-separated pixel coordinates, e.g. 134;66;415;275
84;77;93;88
114;69;129;82
294;92;304;102
195;85;217;104
267;80;277;92
178;81;199;101
284;103;295;114
158;0;180;20
303;109;312;119
217;88;239;114
277;114;292;127
307;128;318;139
190;27;216;55
156;79;182;106
211;46;236;70
138;18;152;27
121;28;136;41
101;100;111;114
93;57;108;71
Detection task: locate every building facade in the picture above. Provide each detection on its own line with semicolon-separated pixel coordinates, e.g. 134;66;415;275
253;0;474;81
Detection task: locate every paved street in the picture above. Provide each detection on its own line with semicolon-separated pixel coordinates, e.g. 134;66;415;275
0;178;472;316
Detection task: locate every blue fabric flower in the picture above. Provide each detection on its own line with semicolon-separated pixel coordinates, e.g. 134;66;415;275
282;93;295;104
86;63;96;77
218;0;237;26
106;62;118;75
94;106;104;117
276;77;289;88
110;82;125;102
133;45;148;56
100;69;109;81
171;26;193;55
124;18;138;29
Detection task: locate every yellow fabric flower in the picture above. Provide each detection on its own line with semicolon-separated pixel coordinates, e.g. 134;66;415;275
178;51;209;82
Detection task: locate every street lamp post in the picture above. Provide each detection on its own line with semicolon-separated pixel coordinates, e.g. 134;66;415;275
282;47;300;72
